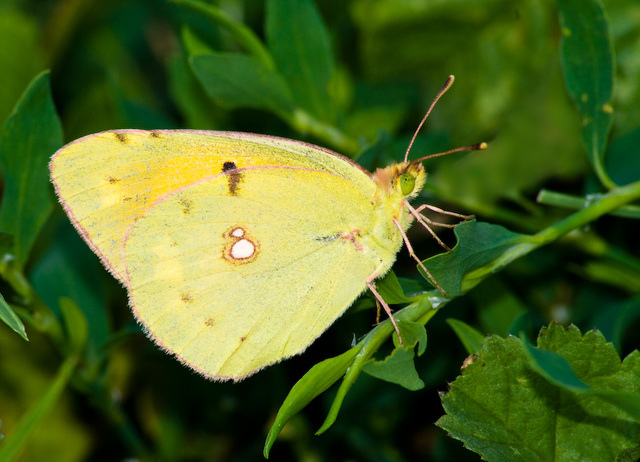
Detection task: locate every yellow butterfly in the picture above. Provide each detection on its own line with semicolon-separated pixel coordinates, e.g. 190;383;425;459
50;76;485;381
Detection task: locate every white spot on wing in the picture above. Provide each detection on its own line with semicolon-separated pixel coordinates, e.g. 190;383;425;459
231;228;245;238
230;239;255;259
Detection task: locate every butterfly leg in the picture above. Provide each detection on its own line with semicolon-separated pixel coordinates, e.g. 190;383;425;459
413;205;457;229
414;204;474;229
393;217;448;296
404;202;452;251
417;203;474;220
366;274;403;345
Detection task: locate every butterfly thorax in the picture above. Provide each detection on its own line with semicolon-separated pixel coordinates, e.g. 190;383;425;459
355;162;426;273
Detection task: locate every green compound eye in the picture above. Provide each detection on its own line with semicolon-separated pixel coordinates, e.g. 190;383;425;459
399;173;416;196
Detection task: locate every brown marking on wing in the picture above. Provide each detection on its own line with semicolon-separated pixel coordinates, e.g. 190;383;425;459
179;198;194;215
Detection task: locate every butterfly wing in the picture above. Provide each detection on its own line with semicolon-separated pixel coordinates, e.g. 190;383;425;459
50;130;373;285
123;166;384;380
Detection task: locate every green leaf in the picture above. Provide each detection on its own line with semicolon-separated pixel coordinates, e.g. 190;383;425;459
363;321;427;391
266;0;334;121
0;289;27;340
190;52;294;118
521;333;590;391
395;320;427;356
0;71;62;268
363;347;424;391
0;355;77;461
421;221;528;296
524;324;640;422
557;0;615;188
375;270;414;305
438;324;640;461
617;445;640;462
263;346;361;458
446;318;484;355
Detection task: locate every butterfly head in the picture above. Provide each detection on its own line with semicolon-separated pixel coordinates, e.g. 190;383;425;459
372;162;426;201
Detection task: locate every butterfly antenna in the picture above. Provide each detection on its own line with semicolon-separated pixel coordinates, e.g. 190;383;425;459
403;75;455;163
404;75;488;164
410;142;488;165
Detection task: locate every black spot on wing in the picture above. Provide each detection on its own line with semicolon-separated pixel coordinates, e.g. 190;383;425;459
114;132;127;143
222;161;237;172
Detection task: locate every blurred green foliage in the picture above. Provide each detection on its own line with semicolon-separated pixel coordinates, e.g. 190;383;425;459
0;0;639;460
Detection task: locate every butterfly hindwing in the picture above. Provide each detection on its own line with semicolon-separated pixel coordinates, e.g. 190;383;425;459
123;166;382;380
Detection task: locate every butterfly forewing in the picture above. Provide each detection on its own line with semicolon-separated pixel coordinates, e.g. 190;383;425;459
50;130;373;286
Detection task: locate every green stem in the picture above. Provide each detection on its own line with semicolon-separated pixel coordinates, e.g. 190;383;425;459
173;0;275;70
593;151;617;190
0;356;78;461
462;180;640;293
534;180;640;243
538;189;640;218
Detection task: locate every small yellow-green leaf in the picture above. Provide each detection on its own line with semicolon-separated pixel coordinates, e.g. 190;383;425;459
263;346;360;458
0;290;27;340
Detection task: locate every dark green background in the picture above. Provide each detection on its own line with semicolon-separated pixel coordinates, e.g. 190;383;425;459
1;0;639;460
